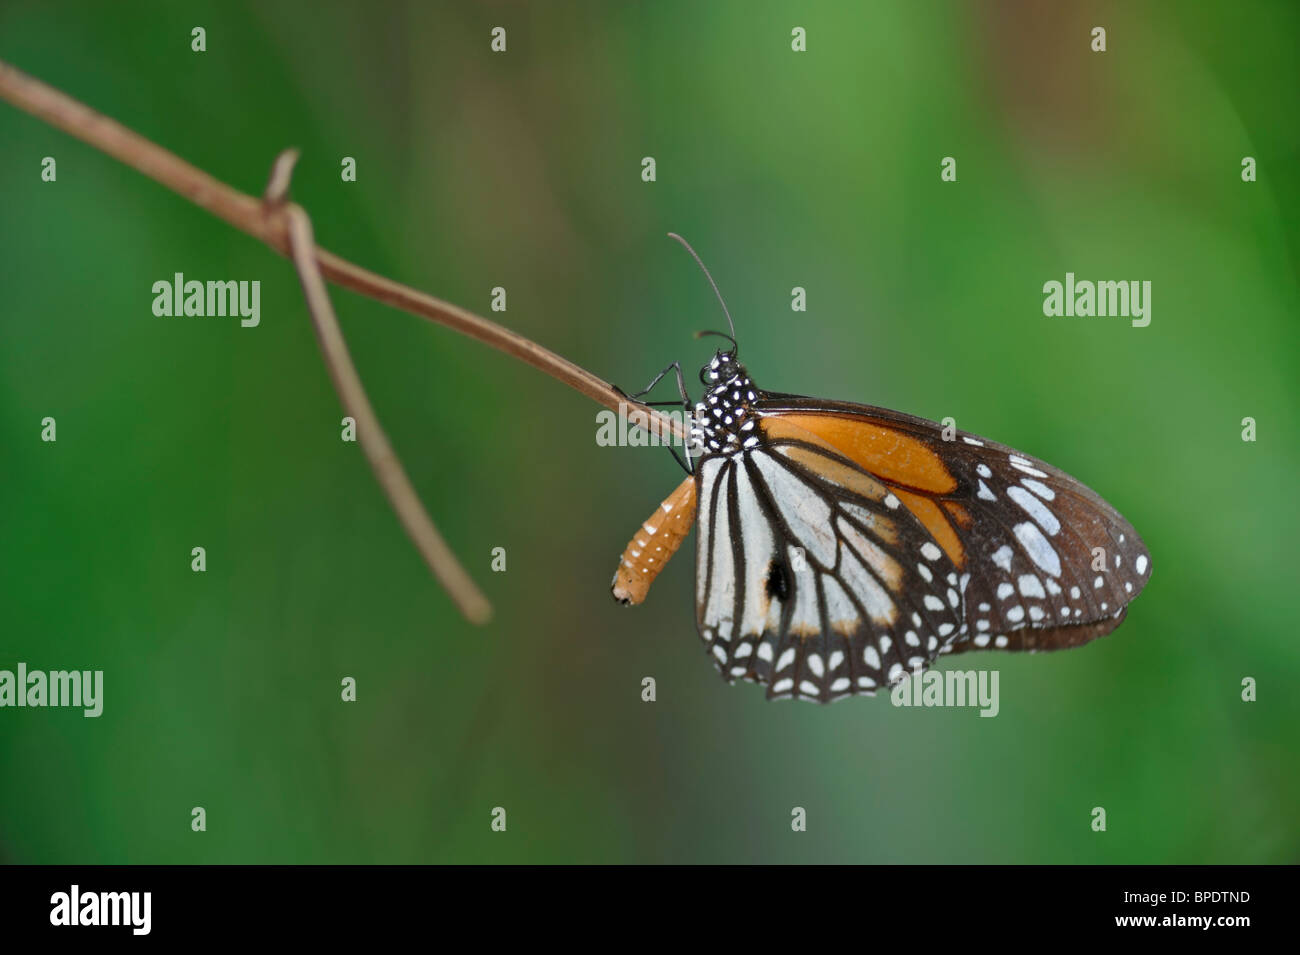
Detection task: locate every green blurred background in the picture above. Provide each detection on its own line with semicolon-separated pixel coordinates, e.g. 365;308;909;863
2;1;1297;863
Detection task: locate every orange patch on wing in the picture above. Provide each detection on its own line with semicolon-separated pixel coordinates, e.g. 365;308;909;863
611;477;697;606
942;500;973;529
764;413;957;494
893;489;965;568
830;618;857;636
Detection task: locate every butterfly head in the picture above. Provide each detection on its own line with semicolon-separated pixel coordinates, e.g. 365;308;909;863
692;351;760;455
700;350;743;387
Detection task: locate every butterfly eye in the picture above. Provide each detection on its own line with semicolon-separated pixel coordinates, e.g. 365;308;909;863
699;366;714;385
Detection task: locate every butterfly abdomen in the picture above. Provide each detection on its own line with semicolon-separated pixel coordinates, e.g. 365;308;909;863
611;476;697;606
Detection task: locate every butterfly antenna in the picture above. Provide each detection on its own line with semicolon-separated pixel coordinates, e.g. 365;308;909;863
667;232;738;353
694;329;738;352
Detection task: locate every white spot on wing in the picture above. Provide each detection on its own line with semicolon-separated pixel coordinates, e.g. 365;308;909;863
1009;455;1048;478
1007;485;1060;536
1014;521;1061;577
1018;574;1045;599
1021;478;1055;501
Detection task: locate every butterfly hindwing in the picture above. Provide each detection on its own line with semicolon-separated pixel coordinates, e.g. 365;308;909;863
694;444;965;701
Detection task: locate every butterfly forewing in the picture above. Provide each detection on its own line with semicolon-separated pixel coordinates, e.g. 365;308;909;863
753;396;1151;657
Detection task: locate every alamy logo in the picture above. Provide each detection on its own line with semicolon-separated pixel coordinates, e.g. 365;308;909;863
595;404;695;448
0;663;103;717
50;885;151;935
891;666;1000;717
1042;272;1151;327
151;272;260;327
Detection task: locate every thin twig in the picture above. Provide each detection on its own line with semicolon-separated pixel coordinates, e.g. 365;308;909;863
264;150;492;624
0;58;697;623
0;59;686;444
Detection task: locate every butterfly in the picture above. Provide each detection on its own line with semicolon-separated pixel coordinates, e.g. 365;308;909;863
611;235;1151;702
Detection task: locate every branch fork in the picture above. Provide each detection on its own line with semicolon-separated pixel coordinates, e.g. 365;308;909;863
0;58;686;624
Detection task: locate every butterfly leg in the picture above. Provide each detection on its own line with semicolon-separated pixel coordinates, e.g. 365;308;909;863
617;361;691;404
612;362;696;474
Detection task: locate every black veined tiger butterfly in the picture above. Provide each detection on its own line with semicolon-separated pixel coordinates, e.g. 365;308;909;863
611;235;1151;703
